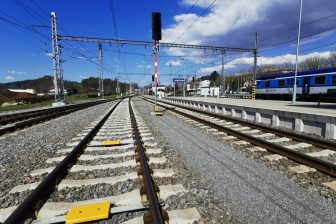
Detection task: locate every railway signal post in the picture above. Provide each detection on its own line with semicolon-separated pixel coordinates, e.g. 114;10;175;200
152;12;162;114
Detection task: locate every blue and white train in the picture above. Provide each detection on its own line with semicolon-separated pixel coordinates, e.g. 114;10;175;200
256;67;336;99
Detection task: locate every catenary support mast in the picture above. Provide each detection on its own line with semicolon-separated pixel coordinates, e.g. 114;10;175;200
50;12;64;102
98;42;104;98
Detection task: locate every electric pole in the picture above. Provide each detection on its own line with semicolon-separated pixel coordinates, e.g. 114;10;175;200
183;58;186;97
169;62;173;96
252;32;259;100
292;0;303;104
116;64;120;96
221;50;226;95
98;42;104;99
51;12;64;103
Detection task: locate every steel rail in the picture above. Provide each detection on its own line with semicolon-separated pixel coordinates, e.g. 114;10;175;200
159;98;336;151
128;98;165;223
141;97;336;177
0;100;114;136
4;99;123;224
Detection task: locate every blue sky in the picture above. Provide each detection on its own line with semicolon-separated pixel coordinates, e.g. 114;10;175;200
1;0;336;87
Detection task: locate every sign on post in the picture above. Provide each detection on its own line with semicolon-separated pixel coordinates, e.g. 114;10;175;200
173;77;187;82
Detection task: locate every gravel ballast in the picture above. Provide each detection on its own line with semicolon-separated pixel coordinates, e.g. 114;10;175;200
0;101;116;197
135;97;336;224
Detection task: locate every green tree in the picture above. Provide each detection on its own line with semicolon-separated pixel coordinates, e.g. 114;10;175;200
210;71;221;86
81;77;99;92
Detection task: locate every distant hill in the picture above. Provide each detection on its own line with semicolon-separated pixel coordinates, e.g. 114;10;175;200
0;75;138;94
0;75;54;93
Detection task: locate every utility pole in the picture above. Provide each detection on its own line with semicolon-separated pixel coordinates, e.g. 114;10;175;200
116;64;120;96
98;42;104;99
292;0;303;105
183;58;186;97
194;56;197;96
252;32;259;100
129;82;133;94
168;62;174;96
238;72;240;93
221;50;226;95
50;12;64;103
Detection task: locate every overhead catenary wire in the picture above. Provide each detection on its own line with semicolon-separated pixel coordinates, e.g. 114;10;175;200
108;0;128;75
0;14;49;43
260;12;336;45
11;0;48;26
0;26;46;52
165;0;200;40
259;25;336;53
26;0;99;61
173;0;217;43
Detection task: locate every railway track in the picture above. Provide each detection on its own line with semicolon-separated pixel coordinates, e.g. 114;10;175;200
141;96;336;192
0;100;111;136
0;98;201;224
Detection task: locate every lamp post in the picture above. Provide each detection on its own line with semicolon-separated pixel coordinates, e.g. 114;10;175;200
292;0;303;104
181;58;187;97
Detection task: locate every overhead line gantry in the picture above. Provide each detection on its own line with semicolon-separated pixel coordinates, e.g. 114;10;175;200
51;12;258;102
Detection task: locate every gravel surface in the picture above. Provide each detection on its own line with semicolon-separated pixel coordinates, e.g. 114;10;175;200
136;97;336;224
159;97;336;203
0;101;116;198
49;180;142;202
66;166;137;179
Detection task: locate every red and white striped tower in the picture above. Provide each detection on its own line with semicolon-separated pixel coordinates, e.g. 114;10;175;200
154;40;159;108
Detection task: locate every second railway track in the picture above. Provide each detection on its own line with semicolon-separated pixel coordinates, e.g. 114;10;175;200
0;100;111;136
141;96;336;200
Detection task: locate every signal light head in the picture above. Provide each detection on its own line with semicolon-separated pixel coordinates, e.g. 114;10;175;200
152;12;162;41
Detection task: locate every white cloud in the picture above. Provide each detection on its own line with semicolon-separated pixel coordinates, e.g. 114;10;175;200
45;52;53;57
163;0;336;58
7;70;26;75
75;56;97;61
198;51;331;74
137;64;152;69
166;60;182;66
162;0;271;56
5;75;15;80
80;75;89;79
163;0;270;44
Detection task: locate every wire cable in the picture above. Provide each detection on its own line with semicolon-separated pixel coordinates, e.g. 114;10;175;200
173;0;217;43
165;0;200;40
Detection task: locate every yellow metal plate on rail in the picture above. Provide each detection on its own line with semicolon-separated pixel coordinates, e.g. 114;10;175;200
102;140;121;146
65;201;111;224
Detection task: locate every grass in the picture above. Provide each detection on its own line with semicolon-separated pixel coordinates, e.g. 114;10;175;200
0;100;53;112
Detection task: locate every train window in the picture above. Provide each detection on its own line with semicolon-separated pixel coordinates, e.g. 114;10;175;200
278;79;285;87
288;78;299;87
332;75;336;84
265;81;270;88
315;76;326;85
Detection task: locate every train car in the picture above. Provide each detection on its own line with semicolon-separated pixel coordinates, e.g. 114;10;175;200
256;67;336;100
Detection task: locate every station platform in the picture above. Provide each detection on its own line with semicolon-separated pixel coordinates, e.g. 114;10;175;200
160;96;336;139
170;97;336;117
